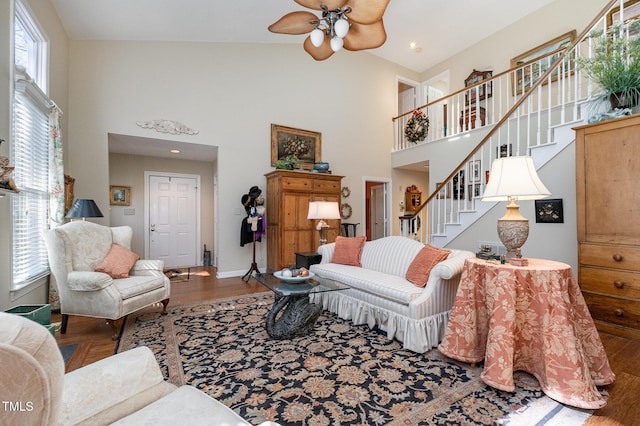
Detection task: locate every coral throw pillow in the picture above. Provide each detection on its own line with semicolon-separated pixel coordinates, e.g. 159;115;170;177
405;244;451;287
95;243;140;279
331;236;366;267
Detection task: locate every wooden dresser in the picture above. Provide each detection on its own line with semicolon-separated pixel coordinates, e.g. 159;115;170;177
575;114;640;340
265;170;343;272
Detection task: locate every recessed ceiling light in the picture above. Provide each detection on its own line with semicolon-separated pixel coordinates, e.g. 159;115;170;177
170;149;180;154
409;42;416;49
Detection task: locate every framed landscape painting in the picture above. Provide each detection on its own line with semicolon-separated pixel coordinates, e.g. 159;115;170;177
110;185;131;206
510;30;576;95
271;124;321;170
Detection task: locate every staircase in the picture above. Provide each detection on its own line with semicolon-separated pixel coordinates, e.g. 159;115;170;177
393;0;621;247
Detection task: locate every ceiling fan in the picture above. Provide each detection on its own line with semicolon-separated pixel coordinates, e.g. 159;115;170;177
268;0;390;61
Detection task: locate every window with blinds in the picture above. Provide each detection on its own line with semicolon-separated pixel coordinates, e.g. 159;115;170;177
12;79;51;289
12;0;50;291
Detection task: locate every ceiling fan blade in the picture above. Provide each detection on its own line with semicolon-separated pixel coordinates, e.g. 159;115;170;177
268;11;318;35
344;0;390;25
303;36;335;61
343;20;387;51
295;0;346;11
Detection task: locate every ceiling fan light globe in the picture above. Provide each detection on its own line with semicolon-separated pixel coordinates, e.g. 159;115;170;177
310;28;325;47
334;18;349;38
330;36;344;52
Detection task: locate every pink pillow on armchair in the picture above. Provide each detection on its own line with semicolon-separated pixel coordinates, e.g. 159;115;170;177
95;243;140;278
331;236;366;267
405;244;451;287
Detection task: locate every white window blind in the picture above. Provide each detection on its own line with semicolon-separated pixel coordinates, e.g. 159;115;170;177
12;77;51;289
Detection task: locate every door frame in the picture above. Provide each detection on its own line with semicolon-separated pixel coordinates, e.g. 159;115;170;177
144;171;202;263
363;176;391;240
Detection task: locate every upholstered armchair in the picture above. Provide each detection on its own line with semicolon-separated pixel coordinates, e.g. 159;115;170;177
43;221;170;339
0;312;280;425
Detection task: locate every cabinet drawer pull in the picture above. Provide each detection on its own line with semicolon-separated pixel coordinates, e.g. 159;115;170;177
612;254;623;262
613;280;625;289
614;308;624;317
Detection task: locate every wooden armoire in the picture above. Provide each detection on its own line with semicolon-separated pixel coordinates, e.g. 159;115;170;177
265;170;343;271
575;114;640;340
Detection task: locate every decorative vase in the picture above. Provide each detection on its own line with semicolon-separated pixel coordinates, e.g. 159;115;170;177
313;162;330;171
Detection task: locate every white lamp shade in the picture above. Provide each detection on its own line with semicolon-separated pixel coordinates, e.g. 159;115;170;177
481;156;551;201
334;18;349;38
307;201;341;220
310;28;325;47
330;36;344;52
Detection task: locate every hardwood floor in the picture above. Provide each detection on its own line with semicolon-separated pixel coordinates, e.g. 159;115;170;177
53;267;639;425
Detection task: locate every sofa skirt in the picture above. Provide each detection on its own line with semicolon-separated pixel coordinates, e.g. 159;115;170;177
312;291;451;353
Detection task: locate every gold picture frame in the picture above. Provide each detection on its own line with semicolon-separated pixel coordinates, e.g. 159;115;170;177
607;0;640;27
110;185;131;206
271;124;321;170
510;30;576;95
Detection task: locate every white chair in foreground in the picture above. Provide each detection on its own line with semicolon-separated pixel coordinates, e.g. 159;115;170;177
0;312;280;425
43;220;170;339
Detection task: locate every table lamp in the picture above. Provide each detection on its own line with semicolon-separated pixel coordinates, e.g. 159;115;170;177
481;156;550;264
65;199;103;221
307;201;341;245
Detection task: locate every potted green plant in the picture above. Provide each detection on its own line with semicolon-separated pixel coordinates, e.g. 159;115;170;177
577;18;640;113
274;155;298;170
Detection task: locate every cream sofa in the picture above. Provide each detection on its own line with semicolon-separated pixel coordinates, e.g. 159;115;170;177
310;236;474;353
43;221;170;339
0;312;279;426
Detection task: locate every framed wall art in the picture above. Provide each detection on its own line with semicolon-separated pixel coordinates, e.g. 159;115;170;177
467;183;481;201
435;181;451;199
110;185;131;206
467;160;481;183
535;198;564;223
271;124;321;170
496;144;513;158
510;30;576;95
607;0;640;27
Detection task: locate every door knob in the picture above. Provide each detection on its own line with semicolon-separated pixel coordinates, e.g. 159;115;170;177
150;224;156;232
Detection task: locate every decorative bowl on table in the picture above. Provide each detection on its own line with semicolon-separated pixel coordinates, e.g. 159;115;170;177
274;271;315;283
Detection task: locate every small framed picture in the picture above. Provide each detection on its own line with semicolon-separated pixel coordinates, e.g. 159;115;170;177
467;160;481;183
435;181;451;199
535;198;564;223
467;184;481;201
497;144;513;158
110;185;131;206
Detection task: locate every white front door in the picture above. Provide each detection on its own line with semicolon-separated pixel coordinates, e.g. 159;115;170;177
147;173;199;268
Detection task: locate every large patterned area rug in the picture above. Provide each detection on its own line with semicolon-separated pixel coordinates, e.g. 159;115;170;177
117;292;592;425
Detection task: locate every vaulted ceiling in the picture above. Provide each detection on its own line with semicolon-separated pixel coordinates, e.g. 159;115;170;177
51;0;554;73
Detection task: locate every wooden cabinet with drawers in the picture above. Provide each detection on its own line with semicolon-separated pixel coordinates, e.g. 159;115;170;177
575;115;640;339
265;170;343;272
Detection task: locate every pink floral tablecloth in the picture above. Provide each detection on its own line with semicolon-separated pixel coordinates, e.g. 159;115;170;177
438;257;615;409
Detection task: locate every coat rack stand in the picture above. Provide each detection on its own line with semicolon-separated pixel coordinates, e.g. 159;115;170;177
242;224;261;282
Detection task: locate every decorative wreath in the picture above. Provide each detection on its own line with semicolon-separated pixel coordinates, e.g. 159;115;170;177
404;110;429;143
341;203;352;220
341;186;351;198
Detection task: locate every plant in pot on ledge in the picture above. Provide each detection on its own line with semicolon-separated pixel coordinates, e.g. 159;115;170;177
274;155;298;170
577;18;640;120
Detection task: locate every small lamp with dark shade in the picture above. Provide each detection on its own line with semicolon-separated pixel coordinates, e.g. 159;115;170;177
65;199;103;221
